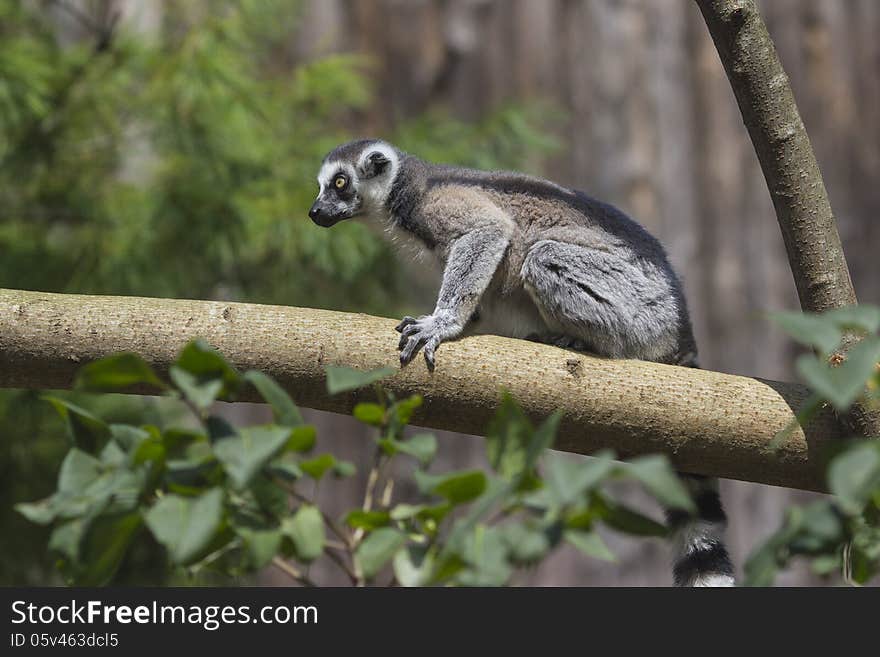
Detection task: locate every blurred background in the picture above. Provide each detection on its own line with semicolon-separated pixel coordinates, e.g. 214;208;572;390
1;0;878;586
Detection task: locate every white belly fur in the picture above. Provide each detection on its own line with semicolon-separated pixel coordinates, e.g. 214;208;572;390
474;290;549;339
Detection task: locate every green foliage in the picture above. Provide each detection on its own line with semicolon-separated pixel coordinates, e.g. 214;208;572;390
18;343;695;586
0;0;558;312
747;305;880;585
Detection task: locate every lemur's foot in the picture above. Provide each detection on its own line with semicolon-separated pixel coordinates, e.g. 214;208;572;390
395;311;460;370
526;333;592;352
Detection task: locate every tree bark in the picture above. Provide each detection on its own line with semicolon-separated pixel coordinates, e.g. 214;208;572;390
0;288;841;492
694;0;880;438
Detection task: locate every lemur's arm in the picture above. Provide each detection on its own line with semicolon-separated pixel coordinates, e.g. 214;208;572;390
397;225;510;369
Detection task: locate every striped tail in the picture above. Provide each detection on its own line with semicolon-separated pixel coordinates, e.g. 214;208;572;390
666;474;735;587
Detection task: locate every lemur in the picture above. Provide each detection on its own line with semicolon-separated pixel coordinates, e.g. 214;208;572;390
310;139;735;587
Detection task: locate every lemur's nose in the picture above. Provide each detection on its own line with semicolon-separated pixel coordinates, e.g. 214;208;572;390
308;203;323;221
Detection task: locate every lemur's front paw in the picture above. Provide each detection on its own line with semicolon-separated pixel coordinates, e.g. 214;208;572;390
395;312;459;370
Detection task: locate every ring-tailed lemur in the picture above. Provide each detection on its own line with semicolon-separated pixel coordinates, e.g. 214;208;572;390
309;138;735;587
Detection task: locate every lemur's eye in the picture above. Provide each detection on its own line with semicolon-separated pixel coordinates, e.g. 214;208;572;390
334;175;347;190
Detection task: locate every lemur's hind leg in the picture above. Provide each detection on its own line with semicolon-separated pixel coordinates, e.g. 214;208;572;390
520;239;735;586
525;333;593;353
519;239;681;361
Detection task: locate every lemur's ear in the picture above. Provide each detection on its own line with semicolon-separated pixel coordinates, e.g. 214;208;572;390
361;151;391;179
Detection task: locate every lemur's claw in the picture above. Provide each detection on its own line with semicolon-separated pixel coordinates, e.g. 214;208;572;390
395;316;417;333
398;323;420;350
423;338;439;371
396;312;458;370
399;333;426;366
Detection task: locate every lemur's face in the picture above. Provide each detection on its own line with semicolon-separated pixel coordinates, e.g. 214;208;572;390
310;141;397;227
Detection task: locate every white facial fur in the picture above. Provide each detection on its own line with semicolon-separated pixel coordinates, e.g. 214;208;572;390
316;142;400;220
356;142;399;216
317;161;355;191
314;161;353;216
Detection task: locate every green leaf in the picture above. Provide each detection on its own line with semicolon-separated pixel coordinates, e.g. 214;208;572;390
415;469;487;505
285;425;316;452
622;455;696;512
392;395;423;425
58;448;103;493
444;479;512;550
390;502;452;525
393;545;435;587
796;337;880;411
133;437;166;468
345;509;391;530
161;427;205;457
562;503;600;530
75;513;143;585
25;450;147;526
325;365;395;394
49;516;92;563
810;553;841;576
170;367;224;411
283;505;325;562
525;411;562;468
332;460;356;478
15;498;57;525
454;526;512;586
267;454;303;481
849;545;877;584
742;509;803;587
353;402;385;426
74;353;166;392
206;415;236;442
380;433;438;465
244;370;303;426
485;393;533;479
828;443;880;515
825;305;880;334
355;527;407;579
43;396;111;454
170;339;241;409
596;496;668;537
500;523;552;564
250;475;289;517
544;451;615;507
95;469;148;516
109;424;152;454
175;339;239;382
100;440;127;467
145;488;225;565
396;433;437;465
565;529;617;562
236;525;282;569
165;455;223;496
742;544;780;587
300;453;336;480
772;311;845;355
767;394;823;452
789;501;844;553
213;425;291;489
390;504;427;521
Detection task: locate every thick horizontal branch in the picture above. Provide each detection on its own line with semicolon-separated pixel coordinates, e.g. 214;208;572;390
0;288;839;491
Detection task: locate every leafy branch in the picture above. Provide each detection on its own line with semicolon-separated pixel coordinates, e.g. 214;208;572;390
16;340;697;586
745;305;880;585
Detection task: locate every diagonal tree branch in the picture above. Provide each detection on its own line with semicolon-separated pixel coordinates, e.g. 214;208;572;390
0;288;841;492
694;0;880;438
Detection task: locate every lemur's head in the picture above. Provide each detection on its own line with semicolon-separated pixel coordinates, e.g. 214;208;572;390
309;139;400;227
